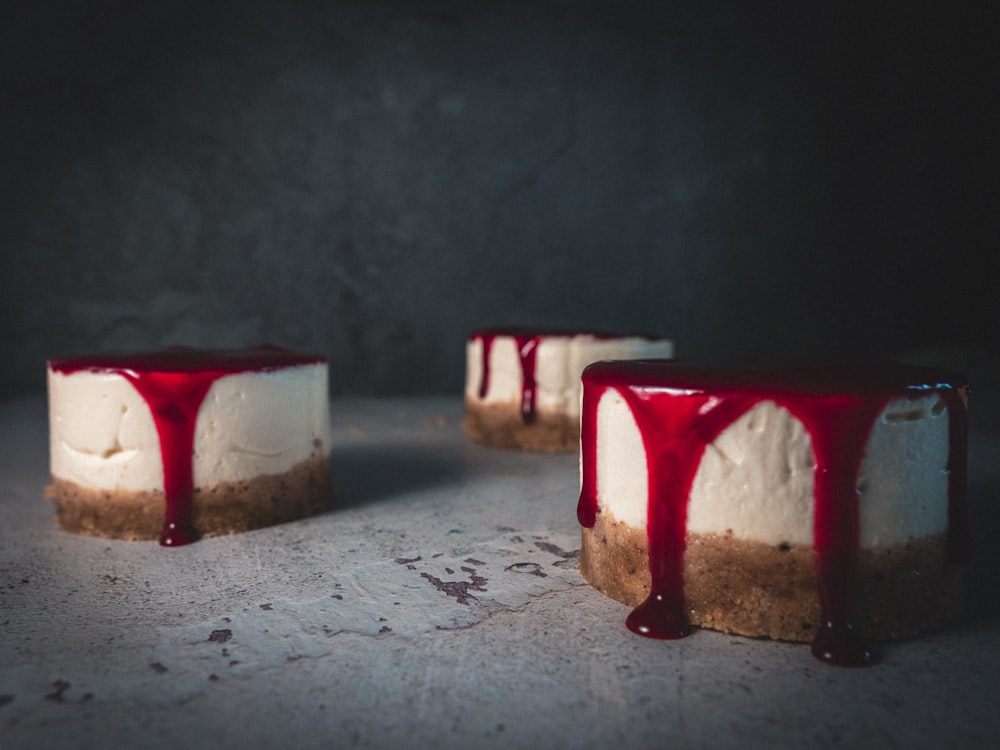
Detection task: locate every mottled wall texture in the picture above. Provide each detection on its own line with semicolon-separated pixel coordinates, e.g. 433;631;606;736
2;1;996;398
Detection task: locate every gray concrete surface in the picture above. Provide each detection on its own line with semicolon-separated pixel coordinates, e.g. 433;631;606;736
2;396;999;749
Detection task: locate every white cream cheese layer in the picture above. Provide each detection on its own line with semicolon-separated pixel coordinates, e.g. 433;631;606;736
591;390;950;547
48;364;331;492
465;334;674;417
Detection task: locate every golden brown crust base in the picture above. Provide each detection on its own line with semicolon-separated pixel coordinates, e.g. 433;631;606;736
46;454;333;541
463;399;578;453
580;510;964;642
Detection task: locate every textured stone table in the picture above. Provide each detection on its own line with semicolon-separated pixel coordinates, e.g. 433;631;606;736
2;396;999;749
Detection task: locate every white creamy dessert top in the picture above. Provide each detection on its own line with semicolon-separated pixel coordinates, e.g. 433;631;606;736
594;393;951;547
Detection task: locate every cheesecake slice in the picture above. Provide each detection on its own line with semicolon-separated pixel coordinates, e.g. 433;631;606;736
46;345;332;546
464;328;674;452
577;359;969;666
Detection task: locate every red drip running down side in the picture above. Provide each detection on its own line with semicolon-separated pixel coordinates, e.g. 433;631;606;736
474;332;542;424
577;359;969;668
49;345;326;547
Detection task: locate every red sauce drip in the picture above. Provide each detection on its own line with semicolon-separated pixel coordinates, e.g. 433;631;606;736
578;360;968;666
471;328;663;424
49;345;326;547
474;331;548;424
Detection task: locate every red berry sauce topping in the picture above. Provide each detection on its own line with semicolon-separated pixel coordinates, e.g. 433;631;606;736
49;345;326;547
576;359;969;667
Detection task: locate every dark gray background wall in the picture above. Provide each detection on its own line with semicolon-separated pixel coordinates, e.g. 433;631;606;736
2;1;996;398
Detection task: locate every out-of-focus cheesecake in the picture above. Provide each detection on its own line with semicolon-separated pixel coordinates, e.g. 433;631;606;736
464;329;674;452
577;359;969;666
46;345;332;546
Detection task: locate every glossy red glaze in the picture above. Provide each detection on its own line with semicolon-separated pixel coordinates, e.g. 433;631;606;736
577;359;968;666
49;345;326;546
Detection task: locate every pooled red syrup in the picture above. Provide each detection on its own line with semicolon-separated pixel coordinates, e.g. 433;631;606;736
470;328;664;424
577;360;969;667
49;345;326;547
